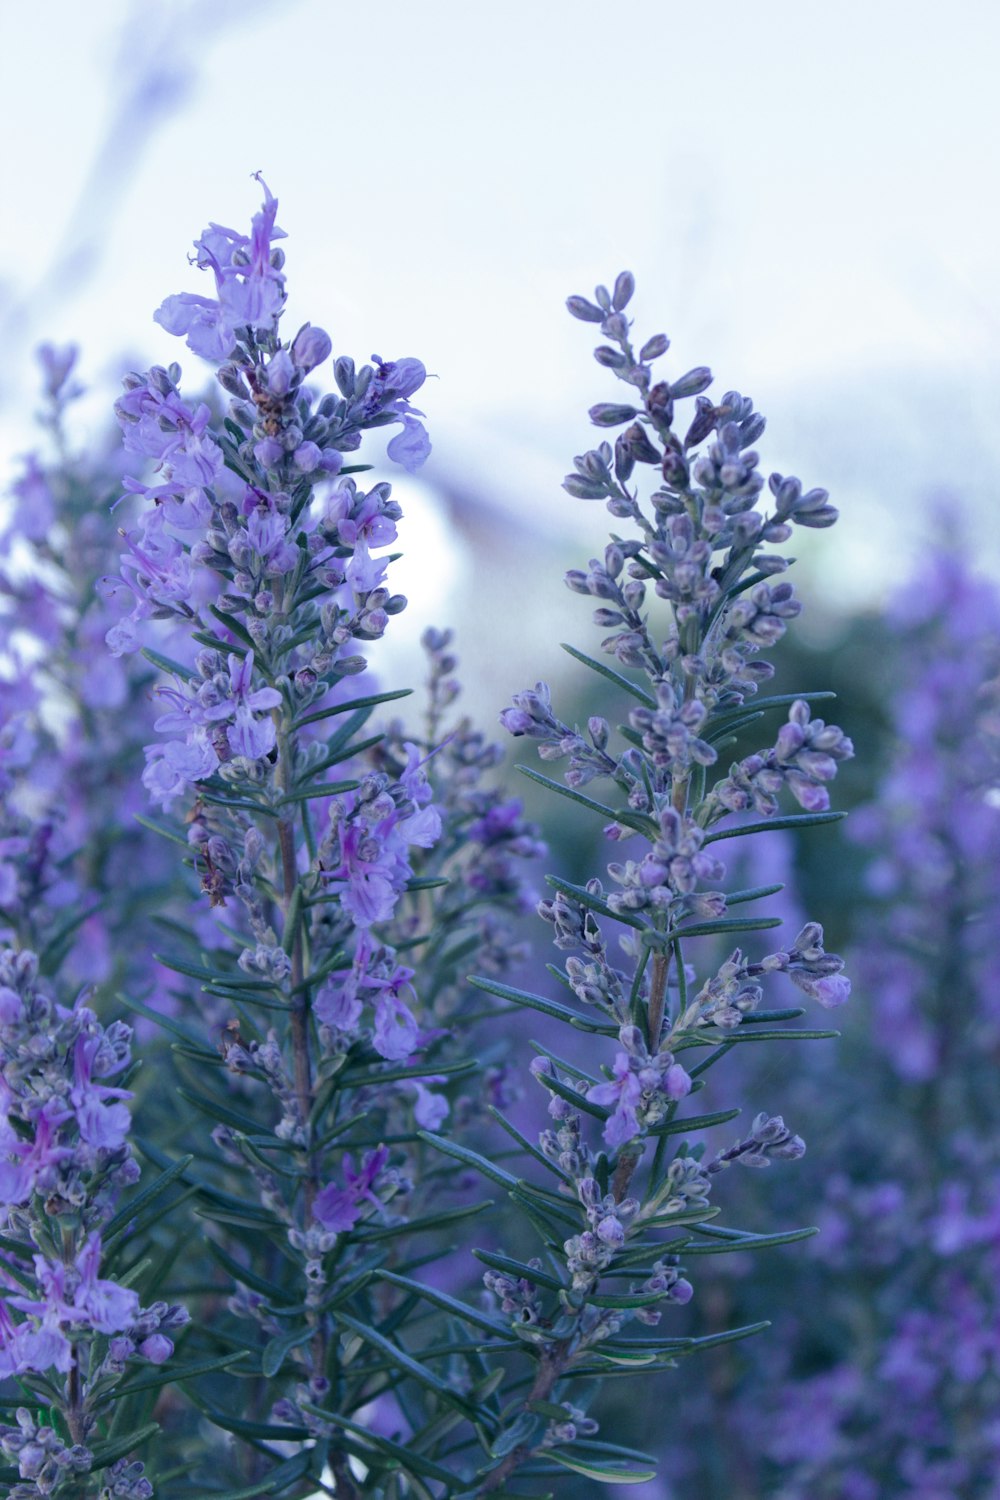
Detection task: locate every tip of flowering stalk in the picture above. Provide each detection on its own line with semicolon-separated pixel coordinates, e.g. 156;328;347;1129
251;169;276;207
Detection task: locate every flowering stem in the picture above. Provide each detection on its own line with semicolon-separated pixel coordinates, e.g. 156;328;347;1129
476;1345;571;1495
275;718;315;1182
329;1449;363;1500
611;1148;642;1203
274;719;333;1466
66;1343;85;1448
277;810;312;1142
647;950;670;1051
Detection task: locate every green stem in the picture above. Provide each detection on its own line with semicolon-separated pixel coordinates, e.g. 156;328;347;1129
647;950;671;1052
476;1345;570;1495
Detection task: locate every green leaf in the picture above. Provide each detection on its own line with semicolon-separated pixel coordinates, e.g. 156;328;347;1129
200;1452;313;1499
374;1271;511;1337
137;1139;284;1226
101;1153;194;1244
740;1006;806;1023
176;1087;265;1137
340;1057;476;1089
647;1106;740;1138
686;1223;818;1253
472;1249;564;1292
536;1069;609;1122
560;643;656;708
589;1346;660;1367
510;1183;581;1231
666;914;784;941
640;1204;721;1232
710;689;836;729
543;873;648;933
208;603;257;649
206;1239;296;1305
193;788;278;818
303;1407;462;1486
38;904;105;968
686;1026;839;1044
280;884;303;955
588;1288;674;1310
261;1324;314;1378
114;1352;245;1400
517;765;655;838
277;777;360;806
293;686;412;730
356;1200;494;1241
527;1400;576;1421
544;1449;656;1483
704;810;846;843
152;951;274;989
141;645;194;681
467;975;617;1035
723;882;785;906
133;813;190;851
0;1231;33;1258
90;1421;160;1470
335;1311;476;1415
486;1104;573;1182
417;1132;518;1190
704;711;765;744
309;731;384;779
678;1319;771;1354
183;1384;309;1443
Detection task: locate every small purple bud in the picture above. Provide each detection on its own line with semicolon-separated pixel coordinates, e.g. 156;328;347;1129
589;402;639;427
292;323;333;372
139;1334;174;1364
639;333;670;361
588;716;610;751
266;349;295;396
647;383;674;426
612;271;635;311
567;295;605;323
293;441;322;471
597;1214;625;1247
664;1064;692;1100
811;975;852;1009
670;366;713;399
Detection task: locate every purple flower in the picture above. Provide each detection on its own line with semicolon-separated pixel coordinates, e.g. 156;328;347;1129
138;1333;174;1364
215;652;282;759
800;973;852;1009
0;1300;72;1377
154;178;287;358
292;324;333;372
587;1053;643;1148
314;1147;390;1233
373;989;420;1062
410;1079;449;1130
142;733;220;808
386;416;431;473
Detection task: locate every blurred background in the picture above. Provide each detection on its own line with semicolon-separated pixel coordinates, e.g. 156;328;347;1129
1;0;999;717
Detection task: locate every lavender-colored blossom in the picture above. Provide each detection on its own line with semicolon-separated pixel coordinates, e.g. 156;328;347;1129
155;176;286;358
386;415;432;473
313;1146;391;1234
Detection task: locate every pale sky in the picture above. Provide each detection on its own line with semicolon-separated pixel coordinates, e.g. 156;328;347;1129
2;0;998;699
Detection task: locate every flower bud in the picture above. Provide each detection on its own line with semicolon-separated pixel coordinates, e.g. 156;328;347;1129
265;349;295;395
292;323;333;372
